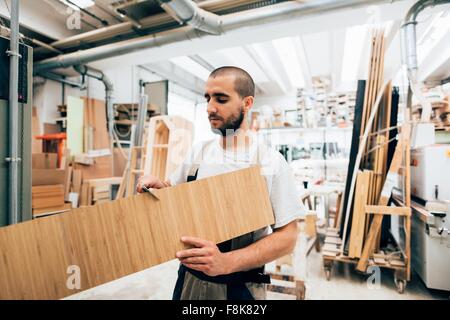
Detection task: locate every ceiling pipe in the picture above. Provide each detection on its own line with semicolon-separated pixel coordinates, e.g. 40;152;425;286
37;71;86;88
34;0;279;52
400;0;450;121
34;0;400;74
73;65;115;151
158;0;222;34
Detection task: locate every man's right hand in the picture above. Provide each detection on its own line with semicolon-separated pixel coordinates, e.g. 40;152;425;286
136;175;171;193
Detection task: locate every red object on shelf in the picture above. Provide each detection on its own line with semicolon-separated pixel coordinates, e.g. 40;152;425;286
35;133;67;168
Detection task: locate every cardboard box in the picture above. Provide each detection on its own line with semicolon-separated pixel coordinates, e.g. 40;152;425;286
32;153;57;169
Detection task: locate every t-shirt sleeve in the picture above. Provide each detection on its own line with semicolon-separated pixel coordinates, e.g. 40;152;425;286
269;154;306;229
168;146;195;186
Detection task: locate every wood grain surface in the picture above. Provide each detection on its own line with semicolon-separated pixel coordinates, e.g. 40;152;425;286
0;166;274;299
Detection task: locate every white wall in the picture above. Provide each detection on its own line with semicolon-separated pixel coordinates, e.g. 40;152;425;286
253;91;297;111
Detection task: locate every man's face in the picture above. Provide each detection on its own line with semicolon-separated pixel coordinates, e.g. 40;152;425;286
204;74;247;136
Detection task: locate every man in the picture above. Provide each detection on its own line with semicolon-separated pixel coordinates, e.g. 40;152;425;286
137;66;304;300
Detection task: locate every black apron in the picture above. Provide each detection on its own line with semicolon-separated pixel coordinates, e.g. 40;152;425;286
172;167;270;300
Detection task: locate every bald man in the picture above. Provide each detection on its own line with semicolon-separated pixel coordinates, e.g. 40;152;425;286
137;66;304;300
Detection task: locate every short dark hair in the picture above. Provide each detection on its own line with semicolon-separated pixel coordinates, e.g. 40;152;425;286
209;66;255;98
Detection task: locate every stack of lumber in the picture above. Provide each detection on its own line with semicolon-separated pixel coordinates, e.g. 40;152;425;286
412;97;449;129
31;184;70;217
32;152;71;217
331;28;410;276
0;167;274;299
79;177;122;207
32;185;64;208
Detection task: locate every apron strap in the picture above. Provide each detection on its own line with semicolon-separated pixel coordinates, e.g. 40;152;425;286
173;137;270;300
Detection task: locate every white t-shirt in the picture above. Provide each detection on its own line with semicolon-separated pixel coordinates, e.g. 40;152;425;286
169;135;305;241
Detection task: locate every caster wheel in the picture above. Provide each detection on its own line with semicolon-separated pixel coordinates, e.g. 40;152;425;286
325;269;331;281
395;279;406;294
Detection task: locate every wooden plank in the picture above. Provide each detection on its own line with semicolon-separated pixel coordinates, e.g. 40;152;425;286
32;107;42;153
32;153;57;169
126;147;138;197
323;243;340;253
373;257;387;265
405;127;411;280
72;169;82;195
85;177;122;188
74;155;112;180
32;169;66;186
83;98;110;150
79;183;89;207
348;170;371;258
365;205;411;216
33;203;72;217
32;185;65;209
64;166;73;201
0;166;274;299
356;124;410;272
325;237;342;245
339;80;366;237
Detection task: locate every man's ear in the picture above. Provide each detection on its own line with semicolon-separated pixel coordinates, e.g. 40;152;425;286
243;96;254;112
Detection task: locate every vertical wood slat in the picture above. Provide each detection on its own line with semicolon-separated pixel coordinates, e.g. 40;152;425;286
356;124;411;272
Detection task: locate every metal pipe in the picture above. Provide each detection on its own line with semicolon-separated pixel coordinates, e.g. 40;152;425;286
400;0;450;121
37;0;282;51
135;93;148;147
7;0;20;225
401;0;449;75
38;71;86;88
31;38;63;54
35;0;397;74
34;0;258;49
158;0;222;34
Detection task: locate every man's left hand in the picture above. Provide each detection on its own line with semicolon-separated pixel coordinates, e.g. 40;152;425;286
176;236;231;277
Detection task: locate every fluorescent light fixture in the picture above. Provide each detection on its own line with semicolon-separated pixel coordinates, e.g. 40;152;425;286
272;37;305;88
170;56;212;81
60;0;95;10
341;24;368;82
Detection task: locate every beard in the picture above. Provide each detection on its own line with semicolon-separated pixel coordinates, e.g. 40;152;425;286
210;108;245;137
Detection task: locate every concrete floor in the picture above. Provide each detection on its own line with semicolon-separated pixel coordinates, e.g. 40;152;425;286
66;242;449;300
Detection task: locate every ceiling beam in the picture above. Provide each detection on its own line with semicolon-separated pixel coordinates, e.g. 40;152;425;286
140;61;206;96
89;0;416;70
243;46;284;95
293;36;313;91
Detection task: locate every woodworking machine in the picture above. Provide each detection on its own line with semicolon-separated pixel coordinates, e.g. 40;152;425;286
411;199;450;291
410;144;450;291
